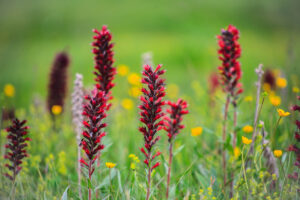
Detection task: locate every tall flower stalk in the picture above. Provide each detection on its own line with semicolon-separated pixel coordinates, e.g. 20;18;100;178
3;118;30;200
92;25;116;108
138;64;166;200
217;24;242;192
246;64;264;168
47;52;70;116
287;96;300;184
164;99;188;199
80;90;108;200
92;26;116;176
71;73;84;199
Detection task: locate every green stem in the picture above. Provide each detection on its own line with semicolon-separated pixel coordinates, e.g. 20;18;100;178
241;146;249;191
280;153;290;200
222;95;230;190
109;169;113;199
272;117;281;148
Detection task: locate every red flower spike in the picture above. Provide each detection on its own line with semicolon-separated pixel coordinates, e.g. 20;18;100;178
92;25;116;108
3;118;30;181
138;65;166;169
80;90;108;177
217;25;243;106
288;97;300;181
164;99;188;142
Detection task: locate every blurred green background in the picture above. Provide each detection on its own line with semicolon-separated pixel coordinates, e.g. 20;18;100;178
0;0;300;107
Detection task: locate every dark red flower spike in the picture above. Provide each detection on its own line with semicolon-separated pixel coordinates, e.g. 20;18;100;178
3;118;30;181
92;26;116;110
138;64;166;200
164;99;189;142
217;25;243;106
80;90;108;178
47;52;70;115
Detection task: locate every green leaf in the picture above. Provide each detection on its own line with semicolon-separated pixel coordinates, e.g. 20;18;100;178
61;186;69;200
94;169;117;191
88;178;92;189
174;145;185;156
117;170;123;193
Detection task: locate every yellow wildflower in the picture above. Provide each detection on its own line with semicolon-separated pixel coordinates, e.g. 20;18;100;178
191;127;203;137
277;108;290;117
234;147;241;158
273;150;282;158
128;153;139;170
130;163;136;170
199;189;204;195
207;186;212;195
259;171;264;179
129;86;141;98
133;157;140;163
276;77;287;88
51;105;62;115
242;125;253;133
166;84;179;99
129;154;140;162
128;73;141;86
244;96;253;102
263;83;271;93
293;86;300;93
118;64;129;76
4;84;15;97
128;154;136;158
106;162;116;168
121;98;134;110
242;136;252;145
269;95;281;106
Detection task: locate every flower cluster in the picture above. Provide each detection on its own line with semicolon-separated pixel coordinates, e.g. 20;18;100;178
217;25;243;105
72;73;84;141
3;119;30;181
92;25;116;106
47;52;70;115
80;90;107;177
139;64;166;170
288;96;300;181
164;99;188;142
